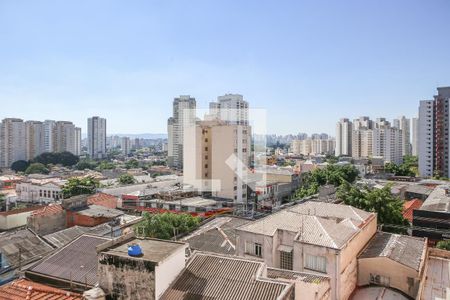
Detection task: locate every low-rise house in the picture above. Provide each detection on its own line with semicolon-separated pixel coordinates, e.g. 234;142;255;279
0;175;22;190
403;199;423;223
97;235;187;299
87;193;119;209
15;177;66;203
357;232;427;298
66;204;124;227
0;278;82;299
413;185;450;243
236;201;377;300
0;206;43;231
26;234;111;292
27;204;66;235
419;247;450;300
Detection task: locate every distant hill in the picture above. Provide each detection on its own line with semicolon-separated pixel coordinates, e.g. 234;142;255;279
111;133;167;139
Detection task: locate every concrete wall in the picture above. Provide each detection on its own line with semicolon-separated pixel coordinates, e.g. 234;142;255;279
358;257;421;298
295;280;331;300
98;253;156;300
0;211;33;230
155;244;186;298
27;210;66;235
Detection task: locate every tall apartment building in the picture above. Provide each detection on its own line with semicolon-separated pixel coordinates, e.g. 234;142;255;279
418;87;450;177
291;137;335;156
167;96;196;170
352;129;373;159
0;118;26;168
87;116;107;159
25;121;45;160
43;120;56;152
74;127;82;156
209;94;249;125
183;120;251;208
335;118;352;156
393;116;411;156
353;116;373;131
120;137;131;155
412;117;419;157
54;121;76;154
373;126;403;164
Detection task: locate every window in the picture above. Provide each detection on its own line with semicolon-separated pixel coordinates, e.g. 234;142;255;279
245;241;262;257
280;251;293;270
304;254;327;273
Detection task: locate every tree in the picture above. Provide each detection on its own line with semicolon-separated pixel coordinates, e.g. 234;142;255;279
0;193;5;211
76;159;98;170
33;151;79;167
125;159;139;169
11;160;30;172
58;151;79;166
96;160;116;170
25;163;49;175
118;174;136;185
337;183;409;233
436;240;450;251
62;176;99;198
135;212;200;240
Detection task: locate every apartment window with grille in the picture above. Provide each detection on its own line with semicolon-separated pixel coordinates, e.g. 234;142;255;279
304;254;327;273
245;241;262;257
280;251;293;270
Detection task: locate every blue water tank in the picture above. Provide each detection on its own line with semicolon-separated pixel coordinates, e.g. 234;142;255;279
128;244;143;257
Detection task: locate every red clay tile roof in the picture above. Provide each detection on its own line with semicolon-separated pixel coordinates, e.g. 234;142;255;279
0;279;82;300
31;204;64;217
403;199;423;222
87;193;118;209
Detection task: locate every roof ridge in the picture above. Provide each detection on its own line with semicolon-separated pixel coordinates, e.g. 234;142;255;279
11;280;80;297
312;216;337;248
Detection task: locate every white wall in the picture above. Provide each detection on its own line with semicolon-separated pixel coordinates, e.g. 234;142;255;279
155;244;187;299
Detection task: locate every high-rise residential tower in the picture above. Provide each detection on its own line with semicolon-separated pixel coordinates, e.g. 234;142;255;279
412;117;419;156
167;95;196;170
418;87;450;177
25;120;45;160
335;118;352;156
393;116;411;156
0;118;26;168
209;94;249;125
74;127;82;156
43;120;56;153
87;116;107;159
55;121;76;154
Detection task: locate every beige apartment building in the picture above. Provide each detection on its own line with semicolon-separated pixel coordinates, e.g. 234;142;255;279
183;120;251;208
236;201;377;300
25;120;45;160
0;118;26;168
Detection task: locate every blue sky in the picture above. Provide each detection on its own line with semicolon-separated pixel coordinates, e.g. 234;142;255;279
1;0;449;135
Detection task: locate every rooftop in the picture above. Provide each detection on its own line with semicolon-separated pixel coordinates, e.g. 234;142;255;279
238;201;374;249
266;268;329;284
101;237;186;264
28;234;111;286
0;229;54;270
31;204;64;217
358;232;427;271
0;279;82;300
420;248;450;300
76;205;124;218
402;199;423;223
161;253;292;300
182;216;252;255
420;185;450;213
0;205;43;217
87;193;118;209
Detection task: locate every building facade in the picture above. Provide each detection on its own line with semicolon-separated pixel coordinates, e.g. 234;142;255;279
87;116;107;159
25;120;45;160
0;118;26;168
335;118;352;157
167;96;196;170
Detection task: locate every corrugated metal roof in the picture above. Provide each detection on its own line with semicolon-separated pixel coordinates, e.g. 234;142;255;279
43;226;92;248
266;268;329;283
29;235;110;286
358;232;427;271
161;253;292;300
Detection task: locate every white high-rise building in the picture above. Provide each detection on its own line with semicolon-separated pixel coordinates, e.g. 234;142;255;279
418;100;435;177
335;118;352;156
353;116;373;130
372;124;403;164
25;121;45;160
43;120;56;153
209;94;249;125
0;118;26;168
74;127;82;156
412;117;419;157
87;116;107;159
120;137;131;156
167;96;196;169
394;116;411;156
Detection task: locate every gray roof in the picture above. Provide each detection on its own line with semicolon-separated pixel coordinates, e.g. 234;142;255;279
266;268;329;284
43;226;91;248
405;184;434;196
76;205;124;218
358;232;427;271
182;217;252;255
0;229;54;270
238;201;374;249
161;253;292;300
29;235;110;286
101;238;186;264
420;185;450;213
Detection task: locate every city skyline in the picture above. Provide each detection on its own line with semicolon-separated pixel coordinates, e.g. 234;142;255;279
1;1;449;134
